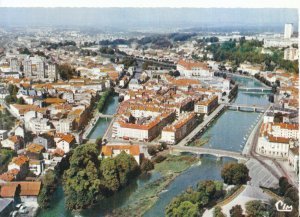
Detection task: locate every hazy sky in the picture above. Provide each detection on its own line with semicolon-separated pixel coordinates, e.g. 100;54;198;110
0;8;298;31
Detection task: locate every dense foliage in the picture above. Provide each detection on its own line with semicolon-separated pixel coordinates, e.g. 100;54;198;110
97;89;113;112
230;204;244;217
165;180;225;217
207;39;298;73
213;206;226;217
57;63;76;81
38;170;58;208
221;163;250;185
0;149;16;173
5;84;24;104
245;200;270;217
63;143;140;210
0;110;16;131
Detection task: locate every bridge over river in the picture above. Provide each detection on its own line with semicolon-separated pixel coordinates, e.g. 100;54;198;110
221;102;269;112
239;86;272;92
171;145;249;162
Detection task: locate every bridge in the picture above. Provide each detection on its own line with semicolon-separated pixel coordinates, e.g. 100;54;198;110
221;103;268;112
239;86;272;92
99;113;114;118
171;146;249;162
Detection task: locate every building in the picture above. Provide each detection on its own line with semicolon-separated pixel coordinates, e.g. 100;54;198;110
8;155;29;179
284;47;298;61
161;113;197;144
0;182;41;203
257;135;291;159
288;147;299;173
284;23;293;39
270;123;298;140
100;145;140;164
194;95;218;115
23;56;58;81
177;59;211;77
10;57;19;72
55;133;76;153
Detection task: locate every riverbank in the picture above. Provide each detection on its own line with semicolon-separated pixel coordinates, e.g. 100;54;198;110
108;154;199;217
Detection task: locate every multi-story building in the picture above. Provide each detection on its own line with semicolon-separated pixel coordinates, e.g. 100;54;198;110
194;95;218;115
284;47;298;61
161;113;197;144
23;56;58;81
284;23;293;39
177;59;212;77
9;57;19;72
257;135;291;159
270;123;299;140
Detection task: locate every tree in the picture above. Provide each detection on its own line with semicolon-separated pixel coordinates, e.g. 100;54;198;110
230;205;244;217
100;158;120;192
57;63;75;80
278;177;292;196
245;200;268;217
115;151;140;186
214;206;227;217
147;146;157;156
38;170;58;208
221;163;250;185
63;143;102;210
172;201;198;217
140;158;154;172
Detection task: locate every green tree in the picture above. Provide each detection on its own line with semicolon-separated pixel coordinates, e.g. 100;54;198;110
221;163;250;185
115;151;140;186
214;206;227;217
172;201;198;217
58;63;75;80
245;200;268;217
100;158;120;192
63;143;102;210
140;158;154;172
230;205;244;217
38;170;58;208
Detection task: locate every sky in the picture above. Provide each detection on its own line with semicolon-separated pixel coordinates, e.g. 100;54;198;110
0;8;298;32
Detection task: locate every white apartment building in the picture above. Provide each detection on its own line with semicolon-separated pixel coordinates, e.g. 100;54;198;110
284;23;293;39
257;136;290;159
10;57;19;72
161;113;197;144
270;123;298;140
23;56;58;81
284;47;298;61
177;59;212;77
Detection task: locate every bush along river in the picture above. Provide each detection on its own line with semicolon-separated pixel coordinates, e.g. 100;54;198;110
38;76;270;217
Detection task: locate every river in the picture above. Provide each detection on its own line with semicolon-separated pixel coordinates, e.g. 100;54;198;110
38;76;270;217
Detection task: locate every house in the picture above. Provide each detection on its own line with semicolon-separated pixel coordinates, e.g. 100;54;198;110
32;134;55;150
101;145;140;165
177;59;212;77
8;155;29;180
0;181;41;203
26;143;45;160
54;133;76;153
194;95;219;115
1;135;23;151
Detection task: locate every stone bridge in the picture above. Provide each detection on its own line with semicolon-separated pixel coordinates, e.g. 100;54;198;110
171;145;249;162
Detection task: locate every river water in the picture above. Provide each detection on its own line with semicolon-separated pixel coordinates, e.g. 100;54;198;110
38;76;270;217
